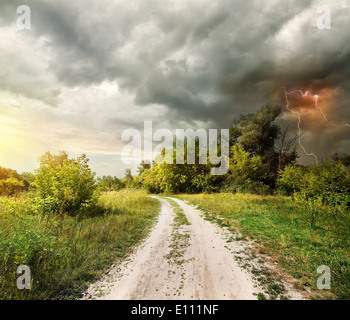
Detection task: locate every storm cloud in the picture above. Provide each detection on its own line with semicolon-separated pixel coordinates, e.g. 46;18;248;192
0;0;349;175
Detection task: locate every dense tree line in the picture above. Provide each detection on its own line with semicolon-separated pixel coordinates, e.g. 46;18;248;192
1;104;349;212
138;104;298;194
136;104;349;209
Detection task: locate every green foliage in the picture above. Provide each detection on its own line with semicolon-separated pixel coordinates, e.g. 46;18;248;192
33;151;98;213
122;168;144;189
304;161;350;200
276;165;305;195
222;144;269;195
142;162;192;193
130;105;299;194
141;137;225;194
0;190;160;300
137;160;151;176
96;175;124;191
229;105;298;187
0;166;20;181
0;166;27;196
332;153;350;167
19;172;35;189
222;175;270;195
142;161;223;194
0;178;25;196
229;143;266;181
277;160;350;208
141;164;162;193
231;104;281;157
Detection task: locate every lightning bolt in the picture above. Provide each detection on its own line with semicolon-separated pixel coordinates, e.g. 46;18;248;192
282;87;319;164
314;94;328;122
283;87;350;163
315;94;350;129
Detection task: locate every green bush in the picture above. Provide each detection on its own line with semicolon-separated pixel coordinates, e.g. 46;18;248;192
0;178;25;196
229;143;266;181
276;165;305;195
96;175;124;191
221;175;271;195
277;161;350;209
33;151;98;214
0;166;27;196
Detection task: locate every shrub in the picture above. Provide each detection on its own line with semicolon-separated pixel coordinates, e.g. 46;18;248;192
229;144;266;181
0;178;25;196
33;151;98;214
276;165;305;195
277;161;350;209
221;175;271;195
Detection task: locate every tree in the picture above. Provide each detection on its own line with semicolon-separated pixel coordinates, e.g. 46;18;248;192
137;160;151;176
277;161;350;206
0;166;21;180
123;168;134;188
0;177;25;196
229;105;298;186
332;153;350;167
229;144;266;181
274;125;298;176
231;105;281;157
33;151;98;213
122;168;144;189
20;172;35;189
124;168;133;181
0;166;26;195
276;164;305;195
141;137;224;194
96;175;124;191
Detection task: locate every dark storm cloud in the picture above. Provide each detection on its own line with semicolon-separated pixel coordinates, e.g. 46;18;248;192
1;0;349;161
1;0;316;106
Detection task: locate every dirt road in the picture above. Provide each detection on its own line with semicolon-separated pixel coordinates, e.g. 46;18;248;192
83;197;303;300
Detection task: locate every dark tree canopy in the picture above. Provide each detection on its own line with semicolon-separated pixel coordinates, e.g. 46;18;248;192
231;104;281;157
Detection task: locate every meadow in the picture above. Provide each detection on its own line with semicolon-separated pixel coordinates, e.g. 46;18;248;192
0;189;160;300
177;193;350;300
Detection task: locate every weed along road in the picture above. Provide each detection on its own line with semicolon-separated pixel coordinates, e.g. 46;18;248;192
84;197;304;300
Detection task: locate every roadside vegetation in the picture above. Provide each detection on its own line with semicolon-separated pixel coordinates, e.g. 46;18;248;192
0;189;159;300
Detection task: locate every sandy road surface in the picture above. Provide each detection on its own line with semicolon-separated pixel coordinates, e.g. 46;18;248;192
83;197;303;300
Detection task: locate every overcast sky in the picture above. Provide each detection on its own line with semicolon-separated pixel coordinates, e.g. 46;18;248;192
0;0;349;177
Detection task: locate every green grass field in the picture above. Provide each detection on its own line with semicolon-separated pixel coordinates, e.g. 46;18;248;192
177;193;350;300
2;189;349;300
0;189;160;300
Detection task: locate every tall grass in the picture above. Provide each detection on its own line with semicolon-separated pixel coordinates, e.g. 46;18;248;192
177;193;350;300
0;189;160;300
